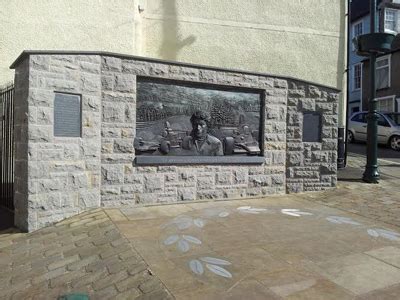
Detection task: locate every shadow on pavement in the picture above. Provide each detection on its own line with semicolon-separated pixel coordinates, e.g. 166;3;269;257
338;167;364;182
338;166;393;182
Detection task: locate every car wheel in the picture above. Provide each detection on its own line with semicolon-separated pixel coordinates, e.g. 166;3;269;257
389;135;400;151
223;137;235;155
159;140;171;154
347;130;355;143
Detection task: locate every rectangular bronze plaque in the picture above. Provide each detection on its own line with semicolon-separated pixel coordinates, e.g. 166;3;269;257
54;93;81;137
135;77;264;164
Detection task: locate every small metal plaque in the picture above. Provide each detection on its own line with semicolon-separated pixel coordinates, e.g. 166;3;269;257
303;113;321;142
54;93;81;137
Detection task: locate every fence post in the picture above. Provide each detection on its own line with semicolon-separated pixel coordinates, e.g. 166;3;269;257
0;83;15;211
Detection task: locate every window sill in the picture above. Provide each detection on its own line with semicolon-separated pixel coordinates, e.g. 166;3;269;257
376;86;390;91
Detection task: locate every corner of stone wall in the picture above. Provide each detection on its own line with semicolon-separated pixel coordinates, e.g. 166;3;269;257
13;58;30;231
285;81;339;193
20;54;102;231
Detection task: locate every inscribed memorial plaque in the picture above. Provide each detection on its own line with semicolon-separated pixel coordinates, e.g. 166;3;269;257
54;93;81;137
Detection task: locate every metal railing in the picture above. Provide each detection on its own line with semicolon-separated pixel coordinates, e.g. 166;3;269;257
0;84;14;211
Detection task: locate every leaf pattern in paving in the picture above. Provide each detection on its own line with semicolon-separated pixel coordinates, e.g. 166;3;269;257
367;228;400;241
162;216;206;230
326;216;361;225
193;218;205;228
163;234;202;252
189;259;204;275
200;257;231;265
218;211;230;218
189;257;232;278
206;264;232;278
281;209;313;217
237;206;268;214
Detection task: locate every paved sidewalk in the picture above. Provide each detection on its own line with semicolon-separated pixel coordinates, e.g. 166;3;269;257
345;152;400;179
310;153;400;228
113;192;400;299
0;209;172;300
0;155;399;299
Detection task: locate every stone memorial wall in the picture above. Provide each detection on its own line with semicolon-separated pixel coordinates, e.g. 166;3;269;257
11;51;339;231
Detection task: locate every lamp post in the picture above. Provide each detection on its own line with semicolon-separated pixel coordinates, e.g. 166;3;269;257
363;0;379;183
353;0;395;183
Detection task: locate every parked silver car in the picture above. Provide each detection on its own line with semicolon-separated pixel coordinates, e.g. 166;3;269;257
348;111;400;151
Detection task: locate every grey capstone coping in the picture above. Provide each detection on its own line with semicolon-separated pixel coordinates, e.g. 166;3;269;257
11;51;339;231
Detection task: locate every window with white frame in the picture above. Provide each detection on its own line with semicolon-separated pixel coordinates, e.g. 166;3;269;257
384;8;398;33
353;64;362;90
376;96;395;112
376;55;390;90
352;21;363;51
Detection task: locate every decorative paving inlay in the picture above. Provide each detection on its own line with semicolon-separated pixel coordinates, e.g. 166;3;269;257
326;216;361;225
189;257;233;278
139;199;400;293
367;228;400;241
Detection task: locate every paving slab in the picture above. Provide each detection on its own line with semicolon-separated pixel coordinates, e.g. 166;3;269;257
365;246;400;268
311;253;400;295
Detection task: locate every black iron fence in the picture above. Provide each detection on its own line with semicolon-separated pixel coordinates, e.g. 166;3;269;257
0;84;14;211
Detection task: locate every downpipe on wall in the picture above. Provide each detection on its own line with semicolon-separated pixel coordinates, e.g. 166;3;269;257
337;128;346;168
337;0;349;169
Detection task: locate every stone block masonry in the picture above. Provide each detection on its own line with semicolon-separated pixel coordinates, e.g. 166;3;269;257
13;54;102;231
286;82;338;193
11;51;339;231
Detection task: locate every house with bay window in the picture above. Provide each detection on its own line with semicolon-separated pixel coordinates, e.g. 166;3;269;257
362;37;400;112
380;0;400;33
349;0;400;114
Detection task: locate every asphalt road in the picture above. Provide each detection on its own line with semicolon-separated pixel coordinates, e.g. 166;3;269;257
348;142;400;163
346;143;400;180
